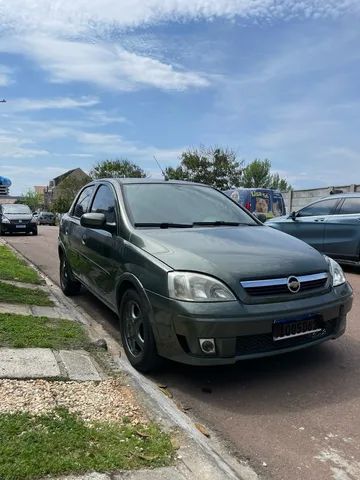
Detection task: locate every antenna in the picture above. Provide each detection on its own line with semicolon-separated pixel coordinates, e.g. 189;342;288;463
153;155;168;180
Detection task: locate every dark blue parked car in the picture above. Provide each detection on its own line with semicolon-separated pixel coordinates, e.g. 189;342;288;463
268;193;360;266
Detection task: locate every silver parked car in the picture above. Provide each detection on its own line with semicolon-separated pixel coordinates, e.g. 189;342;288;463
268;193;360;266
37;211;56;225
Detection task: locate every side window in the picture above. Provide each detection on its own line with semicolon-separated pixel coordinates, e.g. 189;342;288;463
298;199;338;217
73;186;94;218
339;198;360;215
90;185;117;224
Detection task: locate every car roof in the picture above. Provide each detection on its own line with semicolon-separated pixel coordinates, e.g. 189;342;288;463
315;193;360;201
94;178;208;187
227;187;282;193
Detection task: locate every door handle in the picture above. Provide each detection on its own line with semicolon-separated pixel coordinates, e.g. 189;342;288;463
81;235;87;245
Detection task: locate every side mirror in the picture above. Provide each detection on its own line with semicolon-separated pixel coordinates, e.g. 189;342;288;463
254;212;267;223
80;213;106;229
290;211;298;220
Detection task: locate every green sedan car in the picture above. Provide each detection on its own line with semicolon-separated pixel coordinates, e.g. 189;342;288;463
58;179;353;372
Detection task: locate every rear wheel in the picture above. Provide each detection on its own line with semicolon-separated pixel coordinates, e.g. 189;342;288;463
119;289;162;372
60;253;81;296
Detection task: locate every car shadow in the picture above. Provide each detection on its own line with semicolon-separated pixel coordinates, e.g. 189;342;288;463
149;334;360;415
73;286;360;417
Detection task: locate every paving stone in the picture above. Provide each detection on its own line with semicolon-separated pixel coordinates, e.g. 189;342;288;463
60;474;110;480
0;303;32;316
0;348;61;378
59;350;102;381
29;305;73;320
115;467;186;479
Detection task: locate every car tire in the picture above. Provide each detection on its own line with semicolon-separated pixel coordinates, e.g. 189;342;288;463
119;289;162;372
59;253;81;296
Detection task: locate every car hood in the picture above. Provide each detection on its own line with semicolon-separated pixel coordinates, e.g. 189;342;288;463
2;213;32;220
132;225;328;281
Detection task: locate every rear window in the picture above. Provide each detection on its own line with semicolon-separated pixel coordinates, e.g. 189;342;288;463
272;193;286;217
339;198;360;215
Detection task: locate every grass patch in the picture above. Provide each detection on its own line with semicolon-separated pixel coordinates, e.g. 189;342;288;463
0;313;88;349
0;245;42;285
0;408;173;480
0;282;53;306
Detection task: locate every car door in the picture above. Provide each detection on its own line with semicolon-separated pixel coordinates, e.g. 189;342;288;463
280;198;340;252
80;183;124;308
323;197;360;261
65;185;95;281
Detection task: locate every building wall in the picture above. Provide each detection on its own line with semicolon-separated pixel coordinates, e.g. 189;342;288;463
283;184;360;213
0;197;19;204
44;168;91;208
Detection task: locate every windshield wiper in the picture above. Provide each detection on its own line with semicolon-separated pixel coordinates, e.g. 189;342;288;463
192;221;254;227
134;222;193;229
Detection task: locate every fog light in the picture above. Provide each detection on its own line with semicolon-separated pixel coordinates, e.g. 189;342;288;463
199;338;216;354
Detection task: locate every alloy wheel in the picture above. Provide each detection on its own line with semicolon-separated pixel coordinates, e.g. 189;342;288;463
124;300;145;358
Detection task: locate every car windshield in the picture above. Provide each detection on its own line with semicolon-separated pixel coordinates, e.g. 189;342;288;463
2;204;32;214
123;183;257;227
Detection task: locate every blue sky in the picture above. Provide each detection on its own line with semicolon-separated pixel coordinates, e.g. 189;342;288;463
0;0;359;195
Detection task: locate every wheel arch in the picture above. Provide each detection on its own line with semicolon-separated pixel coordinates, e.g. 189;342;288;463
116;273;153;318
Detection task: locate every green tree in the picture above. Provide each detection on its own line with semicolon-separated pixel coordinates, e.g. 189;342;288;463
240;159;291;191
19;189;44;211
90;159;146;179
51;175;89;214
165;146;243;190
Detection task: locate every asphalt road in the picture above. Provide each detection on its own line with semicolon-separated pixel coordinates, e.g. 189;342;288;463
5;226;360;480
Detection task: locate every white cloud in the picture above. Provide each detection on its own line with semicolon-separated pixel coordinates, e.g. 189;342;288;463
1;1;357;92
0;133;49;158
6;96;100;112
0;65;13;86
0;35;209;91
0;1;357;36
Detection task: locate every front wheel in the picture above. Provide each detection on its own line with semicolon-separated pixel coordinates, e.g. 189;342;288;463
119;289;162;372
60;254;81;296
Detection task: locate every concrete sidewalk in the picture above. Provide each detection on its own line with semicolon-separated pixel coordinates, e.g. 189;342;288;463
0;348;103;380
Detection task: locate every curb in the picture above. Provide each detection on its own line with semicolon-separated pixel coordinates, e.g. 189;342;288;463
1;239;259;480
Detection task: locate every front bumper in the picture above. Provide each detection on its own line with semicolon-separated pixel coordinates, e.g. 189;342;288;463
147;282;353;365
1;223;37;234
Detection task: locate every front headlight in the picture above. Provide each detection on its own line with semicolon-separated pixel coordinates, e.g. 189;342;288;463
325;256;346;287
1;217;10;224
168;272;236;302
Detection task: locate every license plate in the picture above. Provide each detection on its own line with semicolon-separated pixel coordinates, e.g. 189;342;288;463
15;225;26;229
273;317;322;341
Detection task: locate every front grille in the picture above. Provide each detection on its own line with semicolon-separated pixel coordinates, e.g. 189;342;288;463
10;219;30;224
241;272;328;297
235;319;337;356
